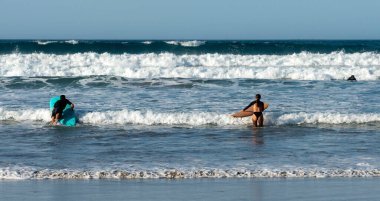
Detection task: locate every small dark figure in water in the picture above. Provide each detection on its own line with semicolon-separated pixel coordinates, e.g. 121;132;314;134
347;75;357;81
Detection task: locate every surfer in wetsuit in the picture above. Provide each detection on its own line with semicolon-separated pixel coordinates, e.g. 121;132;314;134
242;94;268;127
347;75;357;81
51;95;74;125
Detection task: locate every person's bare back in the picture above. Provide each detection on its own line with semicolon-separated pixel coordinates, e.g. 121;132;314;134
232;94;269;127
253;102;264;112
250;94;269;127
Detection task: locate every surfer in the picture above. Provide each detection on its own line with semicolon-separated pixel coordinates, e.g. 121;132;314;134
241;94;268;127
51;95;75;125
347;75;357;81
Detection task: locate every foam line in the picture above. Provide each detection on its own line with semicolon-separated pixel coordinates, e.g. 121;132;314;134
1;52;380;80
1;167;380;180
1;107;380;126
35;41;58;45
165;40;206;47
65;40;79;45
0;108;51;122
272;112;380;125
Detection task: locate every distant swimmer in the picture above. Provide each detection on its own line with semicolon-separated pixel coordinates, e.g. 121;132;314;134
347;75;357;81
51;95;75;125
232;94;269;127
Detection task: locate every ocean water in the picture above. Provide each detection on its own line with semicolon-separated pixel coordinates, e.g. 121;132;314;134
1;40;380;179
2;179;380;201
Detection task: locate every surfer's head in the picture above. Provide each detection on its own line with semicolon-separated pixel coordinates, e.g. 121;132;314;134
255;94;261;100
60;95;66;100
348;75;357;81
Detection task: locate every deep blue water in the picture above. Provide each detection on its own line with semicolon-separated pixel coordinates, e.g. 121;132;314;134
1;40;380;55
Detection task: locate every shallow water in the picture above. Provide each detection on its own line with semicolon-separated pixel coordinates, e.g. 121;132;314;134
1;78;380;179
1;178;380;201
1;41;380;179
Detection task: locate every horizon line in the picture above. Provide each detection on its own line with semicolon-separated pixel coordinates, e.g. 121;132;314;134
1;38;380;41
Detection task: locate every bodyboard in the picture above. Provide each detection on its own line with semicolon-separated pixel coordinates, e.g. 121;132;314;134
50;96;77;126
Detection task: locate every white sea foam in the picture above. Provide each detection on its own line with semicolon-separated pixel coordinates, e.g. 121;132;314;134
65;40;79;45
80;110;238;126
0;107;51;122
142;41;152;44
79;111;380;126
1;52;380;80
35;41;57;45
272;112;380;125
179;40;205;47
1;167;380;180
165;41;179;45
165;40;206;47
1;107;380;126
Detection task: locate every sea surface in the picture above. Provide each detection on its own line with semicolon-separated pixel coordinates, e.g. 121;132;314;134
1;40;380;179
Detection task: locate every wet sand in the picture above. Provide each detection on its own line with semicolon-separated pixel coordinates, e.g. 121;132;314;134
1;178;380;201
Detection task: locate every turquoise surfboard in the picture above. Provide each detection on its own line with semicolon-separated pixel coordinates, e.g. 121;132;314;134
50;96;77;126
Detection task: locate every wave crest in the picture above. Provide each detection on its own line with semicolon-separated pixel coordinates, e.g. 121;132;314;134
35;41;58;45
1;52;380;80
65;40;79;45
165;40;206;47
1;108;380;126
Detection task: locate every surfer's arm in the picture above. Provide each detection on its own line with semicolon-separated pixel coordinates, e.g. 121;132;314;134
263;103;269;111
243;101;256;111
53;101;58;109
66;100;74;110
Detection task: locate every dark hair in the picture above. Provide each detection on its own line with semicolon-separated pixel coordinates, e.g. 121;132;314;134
256;94;261;99
60;95;66;100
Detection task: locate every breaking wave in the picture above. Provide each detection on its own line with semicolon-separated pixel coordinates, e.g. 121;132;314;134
35;40;58;45
1;107;380;126
165;40;206;47
35;40;79;45
65;40;79;45
1;52;380;80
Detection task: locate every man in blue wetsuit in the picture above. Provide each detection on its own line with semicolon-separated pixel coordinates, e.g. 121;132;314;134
51;95;74;125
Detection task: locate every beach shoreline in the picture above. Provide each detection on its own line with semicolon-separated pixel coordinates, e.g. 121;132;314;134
1;178;380;201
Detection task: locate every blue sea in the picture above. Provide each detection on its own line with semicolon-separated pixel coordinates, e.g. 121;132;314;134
1;40;380;180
